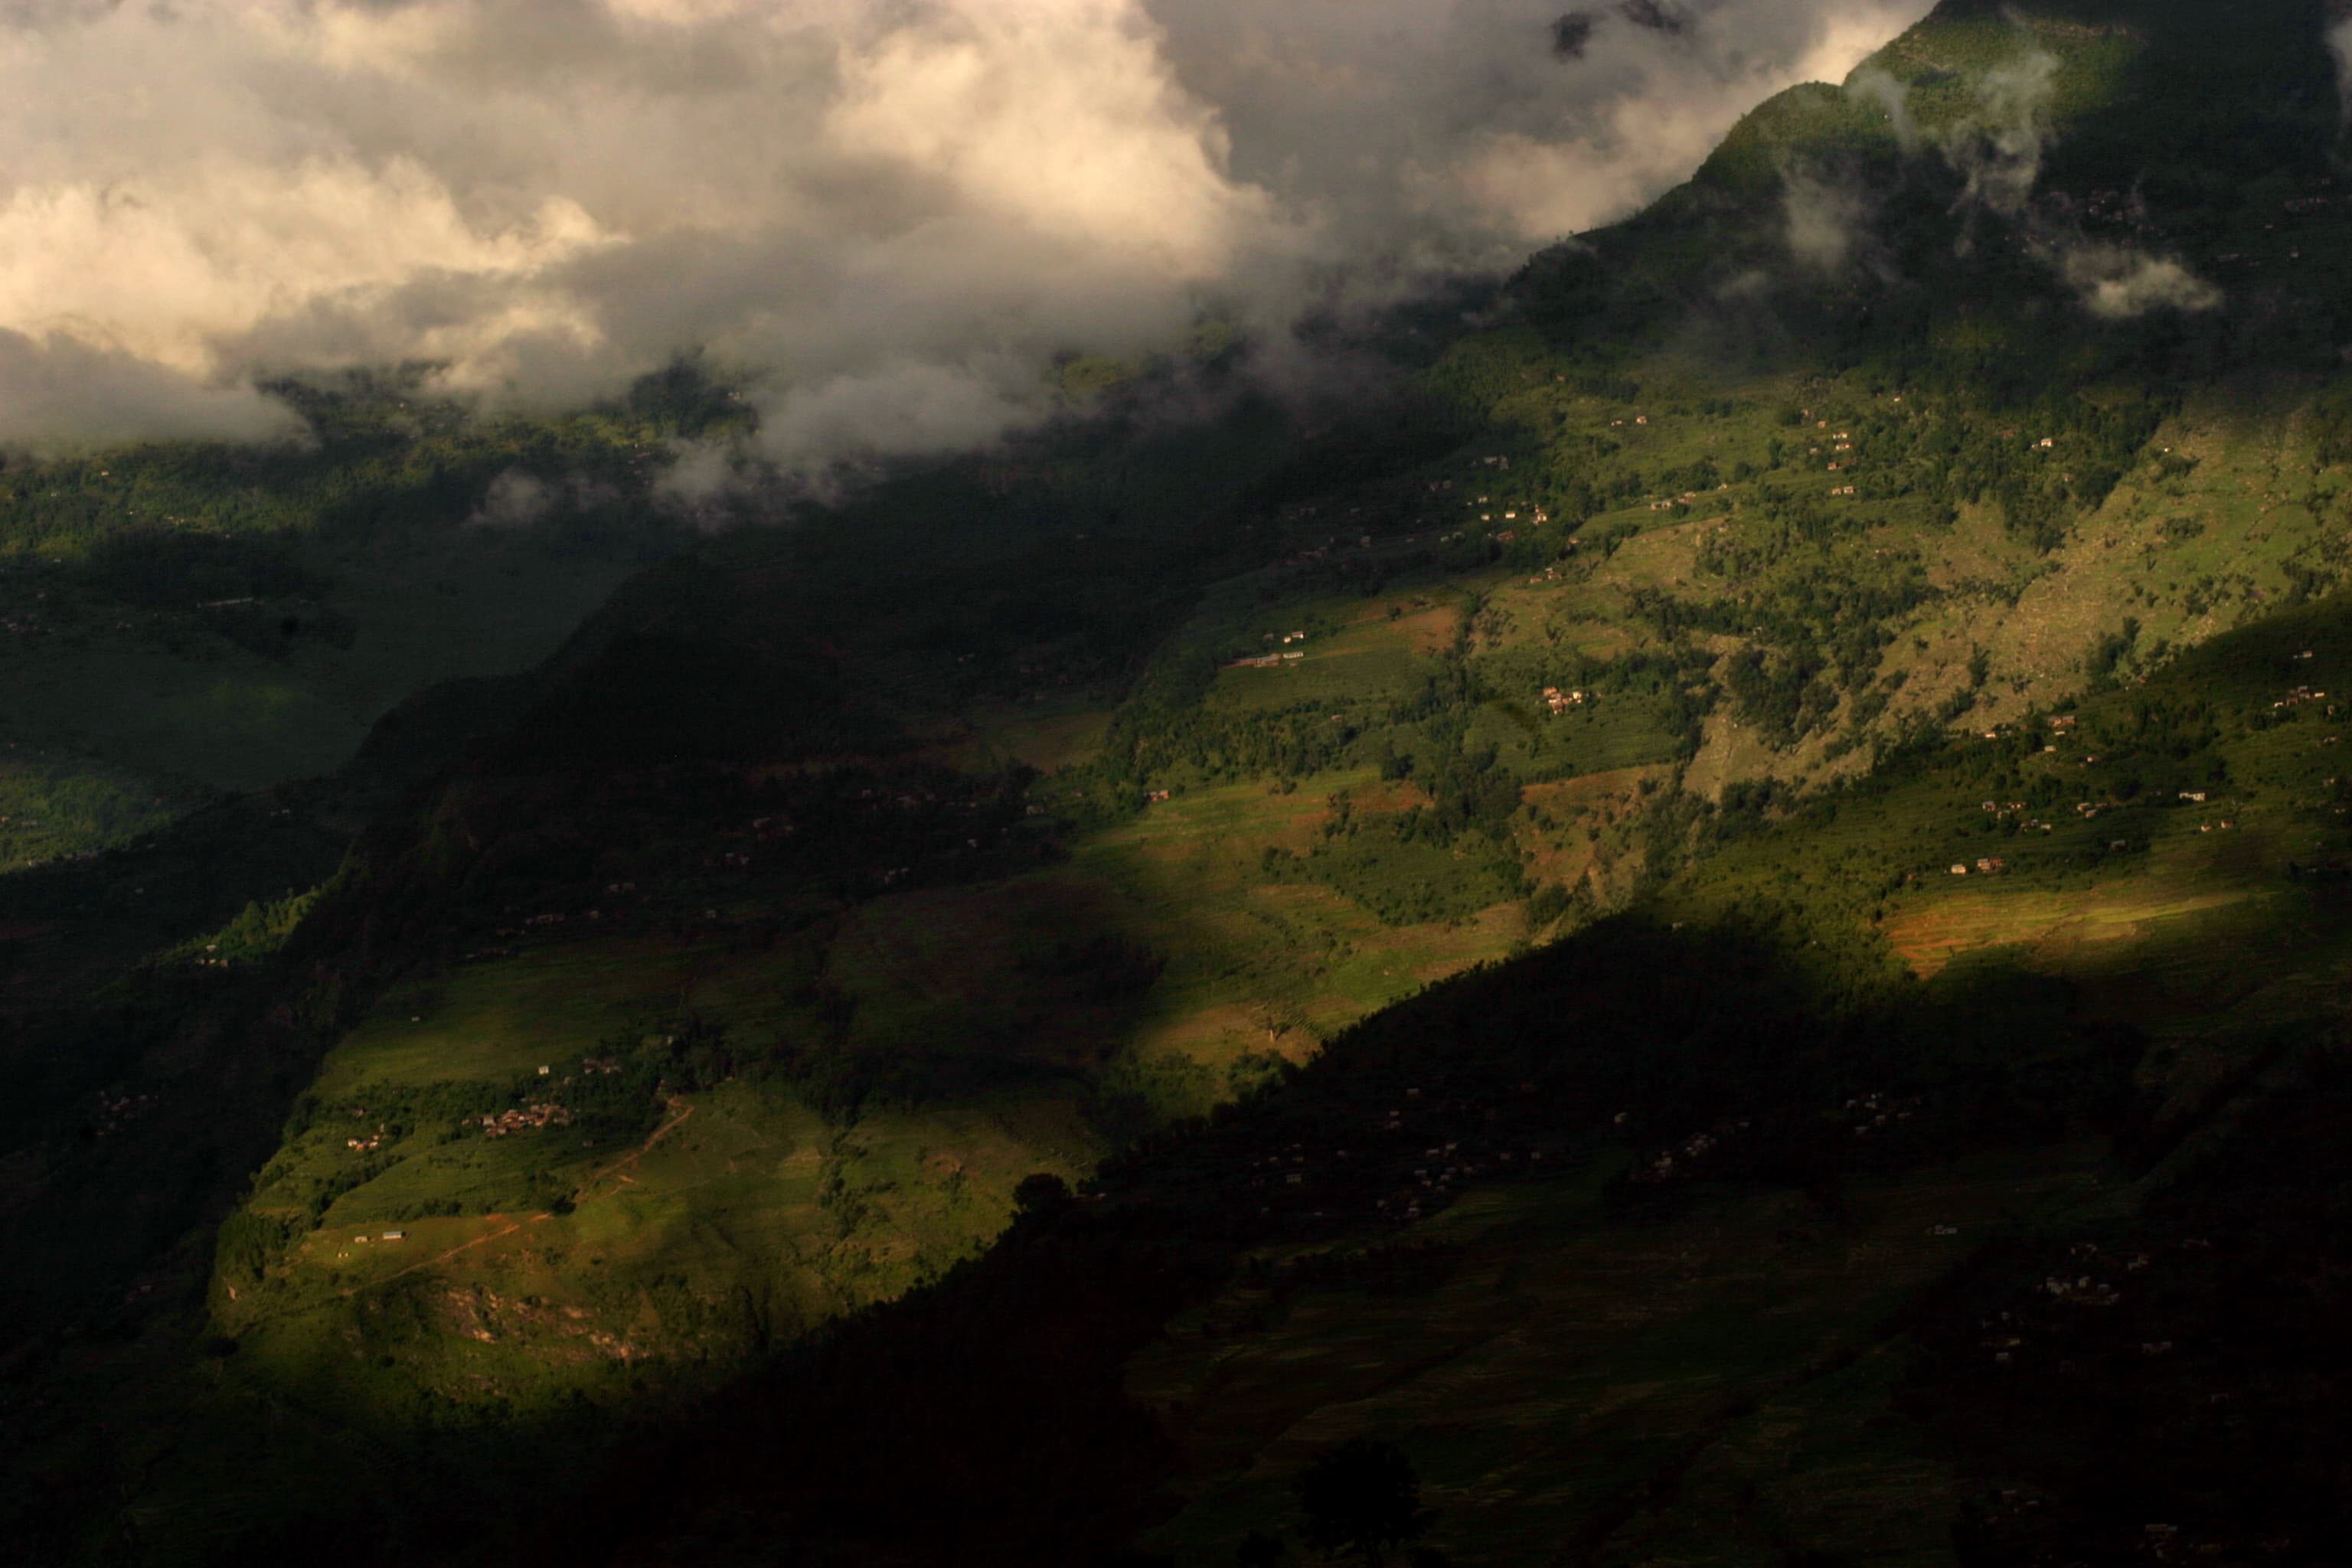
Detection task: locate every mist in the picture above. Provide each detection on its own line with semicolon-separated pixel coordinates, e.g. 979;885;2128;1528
0;0;1935;471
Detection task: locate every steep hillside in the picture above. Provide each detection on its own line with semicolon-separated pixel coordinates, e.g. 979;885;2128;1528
8;0;2352;1562
554;581;2352;1567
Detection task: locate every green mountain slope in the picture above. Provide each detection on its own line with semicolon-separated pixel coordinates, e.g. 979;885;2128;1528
10;0;2352;1561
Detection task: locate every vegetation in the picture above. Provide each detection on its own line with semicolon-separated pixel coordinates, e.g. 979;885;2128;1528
8;2;2352;1564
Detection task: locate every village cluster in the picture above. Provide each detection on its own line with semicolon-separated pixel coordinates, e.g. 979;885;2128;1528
1844;1091;1922;1137
2075;185;2169;243
1973;798;2073;835
1540;686;1589;714
2272;682;2331;714
482;1102;573;1138
1975;1236;2192;1375
86;1089;157;1140
1217;1085;1567;1230
1649;488;1727;512
1222;626;1318;672
1620;1116;1750;1187
347;1230;408;1245
1220;1071;1974;1240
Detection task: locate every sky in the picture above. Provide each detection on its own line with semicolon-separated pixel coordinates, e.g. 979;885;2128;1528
0;0;1936;465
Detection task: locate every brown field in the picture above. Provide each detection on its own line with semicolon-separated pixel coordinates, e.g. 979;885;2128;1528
1349;779;1436;818
1881;878;2268;978
1517;766;1661;889
1354;602;1462;655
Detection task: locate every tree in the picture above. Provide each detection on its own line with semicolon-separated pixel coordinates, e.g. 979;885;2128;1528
1292;1438;1428;1566
1011;1171;1071;1217
1236;1530;1288;1567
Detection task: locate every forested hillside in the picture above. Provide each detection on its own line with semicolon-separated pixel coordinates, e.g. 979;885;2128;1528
8;1;2352;1562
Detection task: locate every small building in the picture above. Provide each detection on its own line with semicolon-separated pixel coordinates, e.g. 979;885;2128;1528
381;1230;406;1242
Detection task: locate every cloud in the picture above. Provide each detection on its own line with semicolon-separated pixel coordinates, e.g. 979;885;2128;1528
1619;0;1690;38
2060;246;2223;320
2330;15;2352;126
1845;33;2224;325
652;438;745;511
0;0;1935;471
1865;41;2220;325
1847;67;1917;152
1148;0;1933;263
466;467;555;528
1782;170;1871;273
0;330;305;450
1940;46;2060;226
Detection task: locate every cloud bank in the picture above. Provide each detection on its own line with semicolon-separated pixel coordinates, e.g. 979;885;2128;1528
1772;44;2220;324
0;0;1932;468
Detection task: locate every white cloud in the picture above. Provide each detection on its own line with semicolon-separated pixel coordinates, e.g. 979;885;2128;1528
466;467;555;528
1940;46;2059;226
1847;67;1917;152
1148;0;1933;260
1782;171;1871;273
0;0;1936;466
2061;246;2223;321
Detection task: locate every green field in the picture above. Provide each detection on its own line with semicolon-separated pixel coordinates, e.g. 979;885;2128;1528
209;742;1541;1432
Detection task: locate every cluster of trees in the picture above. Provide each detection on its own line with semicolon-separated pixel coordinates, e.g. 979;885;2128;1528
175;887;324;967
1718;643;1841;749
1099;697;1361;792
